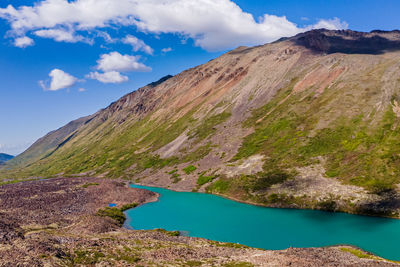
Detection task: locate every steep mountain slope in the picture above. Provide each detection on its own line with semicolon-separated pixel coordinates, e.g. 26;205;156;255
0;153;13;164
2;29;400;216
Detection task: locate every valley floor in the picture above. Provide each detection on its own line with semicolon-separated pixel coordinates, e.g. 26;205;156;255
0;177;397;266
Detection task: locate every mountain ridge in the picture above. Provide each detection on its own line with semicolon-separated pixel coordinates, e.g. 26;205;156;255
2;29;400;217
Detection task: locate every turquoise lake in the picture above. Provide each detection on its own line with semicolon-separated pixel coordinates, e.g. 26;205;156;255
125;184;400;261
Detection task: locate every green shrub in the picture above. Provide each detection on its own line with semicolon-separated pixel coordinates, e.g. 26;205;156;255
183;165;197;174
206;178;231;193
120;202;138;211
81;182;99;188
318;199;337;211
340;247;377;259
197;172;218;186
168;169;178;174
154;228;180;236
186;260;203;266
97;202;138;225
252;170;290;191
96;207;126;225
72;250;105;264
170;173;181;183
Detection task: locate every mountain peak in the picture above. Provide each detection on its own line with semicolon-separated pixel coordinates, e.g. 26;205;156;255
287;29;400;54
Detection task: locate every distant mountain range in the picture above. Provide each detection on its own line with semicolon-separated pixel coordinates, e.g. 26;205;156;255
0;153;14;164
2;29;400;217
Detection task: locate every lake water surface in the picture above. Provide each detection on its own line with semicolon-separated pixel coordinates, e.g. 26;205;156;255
125;184;400;260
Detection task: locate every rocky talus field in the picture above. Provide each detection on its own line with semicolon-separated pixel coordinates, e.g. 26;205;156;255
2;29;400;265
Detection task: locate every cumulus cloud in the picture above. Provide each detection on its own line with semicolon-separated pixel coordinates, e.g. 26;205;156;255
96;51;151;72
161;47;173;53
14;36;34;48
0;0;348;51
40;69;78;91
123;35;153;54
86;51;150;84
34;28;88;43
87;71;129;84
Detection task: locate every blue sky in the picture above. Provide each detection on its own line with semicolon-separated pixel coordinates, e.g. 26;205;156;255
0;0;398;155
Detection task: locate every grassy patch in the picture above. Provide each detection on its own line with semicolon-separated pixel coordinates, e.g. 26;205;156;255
168;169;178;174
120;202;138;211
67;248;140;265
340;247;378;260
183;165;197;174
70;250;106;265
96;207;126;225
170;173;181;183
251;170;291;191
0;178;39;186
206;178;231;194
206;167;292;200
224;262;254;267
80;182;99;188
96;202;138;224
153;228;180;237
189;111;231;141
197;172;219;186
185;260;203;266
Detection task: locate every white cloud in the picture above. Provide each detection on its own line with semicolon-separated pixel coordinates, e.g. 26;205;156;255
123;35;153;54
161;47;172;53
78;87;86;92
96;31;117;43
14;36;34;48
0;0;348;51
87;51;151;84
87;71;128;83
309;17;349;31
40;69;78;91
96;51;151;72
34;28;87;43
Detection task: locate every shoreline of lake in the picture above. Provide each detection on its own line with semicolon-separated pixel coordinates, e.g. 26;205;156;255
131;182;400;220
126;183;400;261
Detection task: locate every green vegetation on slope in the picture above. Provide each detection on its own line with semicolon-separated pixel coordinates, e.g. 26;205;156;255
96;207;126;225
96;202;138;225
189;111;232;141
197;172;219;186
229;74;400;194
183;165;197;174
0;95;232;181
206;168;293;199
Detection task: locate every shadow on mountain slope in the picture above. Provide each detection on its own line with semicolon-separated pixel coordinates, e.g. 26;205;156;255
292;29;400;55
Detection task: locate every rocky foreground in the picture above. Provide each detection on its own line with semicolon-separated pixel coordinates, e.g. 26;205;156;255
0;178;397;266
